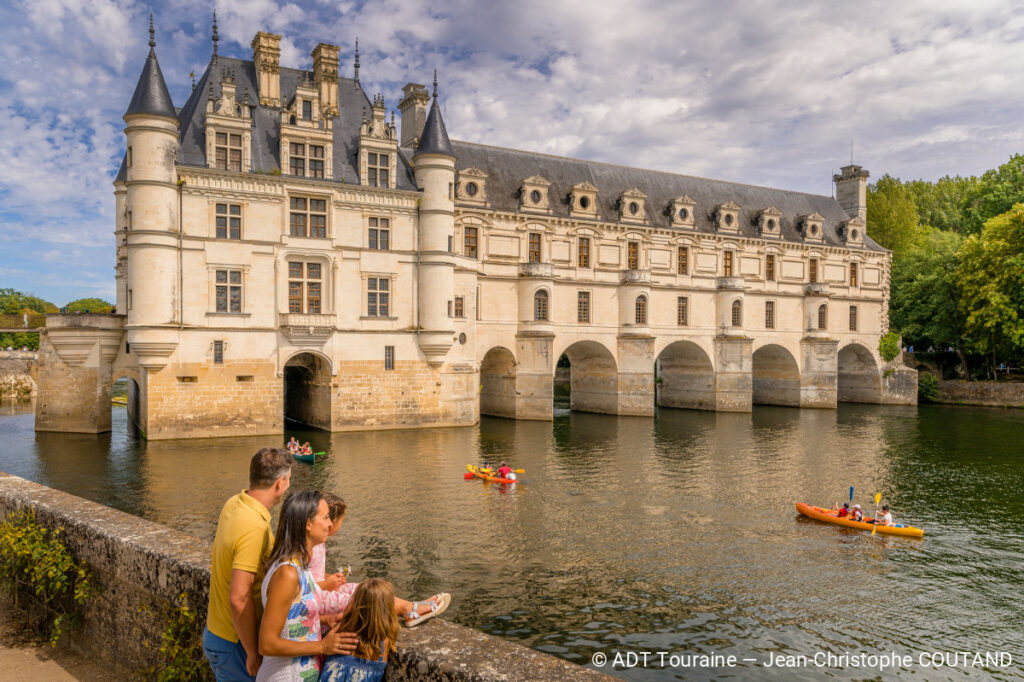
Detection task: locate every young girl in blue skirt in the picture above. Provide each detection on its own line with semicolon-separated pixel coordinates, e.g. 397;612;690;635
321;578;398;682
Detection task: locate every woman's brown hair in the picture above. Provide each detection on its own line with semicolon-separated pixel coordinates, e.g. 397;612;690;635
336;578;398;661
322;492;347;522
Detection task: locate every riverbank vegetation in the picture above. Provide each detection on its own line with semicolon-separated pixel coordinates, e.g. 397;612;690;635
869;154;1024;379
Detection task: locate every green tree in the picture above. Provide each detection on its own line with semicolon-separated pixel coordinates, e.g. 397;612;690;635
64;298;113;313
866;175;920;258
905;175;978;233
962;154;1024;234
890;228;966;354
0;288;57;314
956;204;1024;374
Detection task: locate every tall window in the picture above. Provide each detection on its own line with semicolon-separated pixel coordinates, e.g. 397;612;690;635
368;217;390;249
627;241;640;270
216;203;241;240
849;305;858;331
302;100;312;120
765;301;775;329
464;227;478;258
765;254;775;281
635;294;648;325
731;299;742;327
289;197;327;238
384;345;395;370
850;262;858;286
367;277;390;317
367;152;389;187
289;143;324;178
677;297;688;326
529;233;542;263
215;132;242;171
678;246;689;274
809;258;819;283
288;262;322;314
533;289;548;321
723;251;734;277
577;291;590;323
454;296;465;318
215;269;242;313
213;340;224;364
818;304;828;330
578;237;590;268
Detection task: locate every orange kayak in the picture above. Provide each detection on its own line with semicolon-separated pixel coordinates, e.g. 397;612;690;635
466;464;518;484
796;503;924;538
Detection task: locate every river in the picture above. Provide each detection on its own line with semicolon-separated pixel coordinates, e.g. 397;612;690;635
0;399;1021;680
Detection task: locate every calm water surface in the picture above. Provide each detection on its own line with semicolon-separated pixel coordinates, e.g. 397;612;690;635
1;399;1023;680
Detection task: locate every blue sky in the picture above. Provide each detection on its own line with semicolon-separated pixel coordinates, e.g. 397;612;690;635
1;0;1023;305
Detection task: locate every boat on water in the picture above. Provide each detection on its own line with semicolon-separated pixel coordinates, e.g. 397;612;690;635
466;464;518;484
795;503;924;538
292;451;324;463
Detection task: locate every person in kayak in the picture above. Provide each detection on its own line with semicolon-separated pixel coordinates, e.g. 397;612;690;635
837;503;850;518
496;462;512;479
286;437;299;454
875;505;893;526
850;504;864;522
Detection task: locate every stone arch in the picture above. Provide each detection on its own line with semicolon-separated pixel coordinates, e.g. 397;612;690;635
557;340;619;415
656;340;715;411
479;346;517;419
284;352;332;430
838;343;881;403
752;343;800;406
112;373;142;432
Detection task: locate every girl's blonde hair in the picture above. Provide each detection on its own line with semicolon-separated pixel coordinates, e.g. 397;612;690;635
337;578;398;661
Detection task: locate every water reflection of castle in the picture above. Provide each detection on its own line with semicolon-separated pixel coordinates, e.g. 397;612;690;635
35;22;914;440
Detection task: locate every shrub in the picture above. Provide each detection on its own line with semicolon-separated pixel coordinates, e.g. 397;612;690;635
150;593;212;682
0;508;93;644
879;331;901;363
918;371;940;403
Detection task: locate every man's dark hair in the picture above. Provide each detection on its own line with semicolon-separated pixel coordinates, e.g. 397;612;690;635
249;447;292;489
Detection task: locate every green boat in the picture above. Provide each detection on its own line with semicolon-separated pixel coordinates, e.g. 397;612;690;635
292;451;325;463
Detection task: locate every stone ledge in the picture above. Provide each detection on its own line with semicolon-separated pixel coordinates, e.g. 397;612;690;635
0;472;613;681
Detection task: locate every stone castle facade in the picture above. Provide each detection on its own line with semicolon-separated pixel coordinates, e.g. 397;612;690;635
34;24;915;440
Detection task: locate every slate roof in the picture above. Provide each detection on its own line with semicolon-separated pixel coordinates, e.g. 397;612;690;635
415;100;454;157
174;57;418;190
124;47;177;120
447;141;882;251
119;52;878;251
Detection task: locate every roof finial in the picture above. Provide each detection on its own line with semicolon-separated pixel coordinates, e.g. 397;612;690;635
432;69;438;100
190;70;196;90
148;12;155;49
212;10;219;62
354;38;360;84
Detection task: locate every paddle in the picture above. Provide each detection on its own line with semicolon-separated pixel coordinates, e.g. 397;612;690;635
479;467;525;474
849;486;854;505
871;492;882;535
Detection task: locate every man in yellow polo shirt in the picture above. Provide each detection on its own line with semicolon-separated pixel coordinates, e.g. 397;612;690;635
202;447;292;681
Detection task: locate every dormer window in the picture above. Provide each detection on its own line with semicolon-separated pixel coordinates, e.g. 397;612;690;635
520;175;552;213
758;207;782;238
457;168;488;205
216;133;243;172
671;196;697;229
800;212;825;241
569;182;599;218
840;216;866;246
289;143;325;178
618;188;647;223
367;153;389;187
716;202;741;232
302;100;312;120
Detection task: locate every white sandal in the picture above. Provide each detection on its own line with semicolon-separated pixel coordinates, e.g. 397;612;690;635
403;593;451;627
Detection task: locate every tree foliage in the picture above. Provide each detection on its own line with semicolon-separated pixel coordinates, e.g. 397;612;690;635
961;154;1024;234
904;175;977;233
866;175;920;258
64;298;113;313
889;228;965;351
0;288;57;315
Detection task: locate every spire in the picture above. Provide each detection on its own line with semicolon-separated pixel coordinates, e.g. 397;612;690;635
415;72;453;158
353;38;360;84
125;15;177;120
212;10;219;63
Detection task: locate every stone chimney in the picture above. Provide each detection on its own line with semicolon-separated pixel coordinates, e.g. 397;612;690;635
311;42;340;117
251;31;281;107
833;164;869;224
398;82;430;148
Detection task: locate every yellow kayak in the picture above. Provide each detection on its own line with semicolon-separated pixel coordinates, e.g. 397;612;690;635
796;503;924;538
466;464;518;484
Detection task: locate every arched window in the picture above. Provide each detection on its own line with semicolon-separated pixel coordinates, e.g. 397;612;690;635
533;289;549;321
635;294;648;325
817;304;828;330
731;299;743;327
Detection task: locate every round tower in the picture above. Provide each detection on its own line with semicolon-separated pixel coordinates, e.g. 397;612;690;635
413;75;456;364
122;16;181;331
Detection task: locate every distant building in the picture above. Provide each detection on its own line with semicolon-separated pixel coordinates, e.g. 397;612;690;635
35;21;914;439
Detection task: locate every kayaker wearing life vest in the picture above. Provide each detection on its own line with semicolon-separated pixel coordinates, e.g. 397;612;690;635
837;503;850;518
497;462;512;479
850;504;864;522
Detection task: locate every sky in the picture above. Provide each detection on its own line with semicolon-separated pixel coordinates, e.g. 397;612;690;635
1;0;1023;305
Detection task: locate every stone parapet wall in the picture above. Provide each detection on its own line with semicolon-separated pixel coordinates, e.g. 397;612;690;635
937;380;1024;408
0;472;611;681
0;352;38;398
